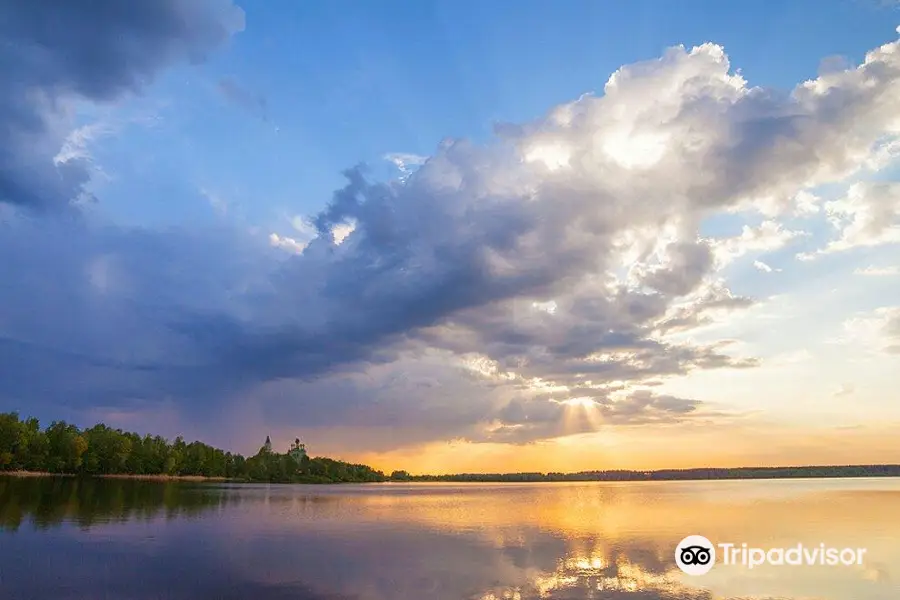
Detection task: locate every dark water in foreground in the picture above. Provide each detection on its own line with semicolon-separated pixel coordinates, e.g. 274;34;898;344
0;477;897;599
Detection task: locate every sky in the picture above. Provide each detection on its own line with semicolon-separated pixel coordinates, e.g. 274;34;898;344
1;0;899;475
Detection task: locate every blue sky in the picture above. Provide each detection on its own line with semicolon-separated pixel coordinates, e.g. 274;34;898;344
1;0;899;472
87;0;898;229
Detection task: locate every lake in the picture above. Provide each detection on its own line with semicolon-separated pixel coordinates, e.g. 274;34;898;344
0;476;897;599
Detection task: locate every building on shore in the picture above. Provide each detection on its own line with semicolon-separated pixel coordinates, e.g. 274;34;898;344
259;436;307;463
288;438;307;464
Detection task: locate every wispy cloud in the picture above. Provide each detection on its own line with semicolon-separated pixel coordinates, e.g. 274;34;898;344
384;153;428;181
854;265;899;276
753;260;781;273
837;306;900;355
54;122;115;167
833;383;855;398
200;188;229;215
711;221;806;268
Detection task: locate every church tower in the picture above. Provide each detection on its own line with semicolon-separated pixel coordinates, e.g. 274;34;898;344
289;437;307;463
263;435;272;453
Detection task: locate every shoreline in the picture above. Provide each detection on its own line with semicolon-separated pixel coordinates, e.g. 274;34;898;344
3;469;900;485
1;471;230;482
4;463;900;485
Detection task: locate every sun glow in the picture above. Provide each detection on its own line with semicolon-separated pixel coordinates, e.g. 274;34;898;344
559;396;604;435
601;130;668;169
332;220;356;244
560;397;597;408
532;300;558;314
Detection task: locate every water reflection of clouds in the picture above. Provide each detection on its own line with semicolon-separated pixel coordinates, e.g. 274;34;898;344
209;481;900;600
212;526;693;600
2;479;899;600
477;538;714;600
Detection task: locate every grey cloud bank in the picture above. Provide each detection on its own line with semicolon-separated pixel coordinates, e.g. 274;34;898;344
0;0;244;212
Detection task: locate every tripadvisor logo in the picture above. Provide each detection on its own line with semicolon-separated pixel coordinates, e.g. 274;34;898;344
675;535;868;575
675;535;716;575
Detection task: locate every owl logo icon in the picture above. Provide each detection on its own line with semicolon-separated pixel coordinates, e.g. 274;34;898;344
675;535;716;575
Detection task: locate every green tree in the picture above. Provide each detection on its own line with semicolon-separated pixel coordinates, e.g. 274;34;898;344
82;425;132;474
15;417;49;471
0;412;22;470
45;421;87;473
166;436;186;475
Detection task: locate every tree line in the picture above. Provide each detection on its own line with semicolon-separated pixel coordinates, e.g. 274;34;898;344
4;412;897;485
0;412;386;484
390;465;900;483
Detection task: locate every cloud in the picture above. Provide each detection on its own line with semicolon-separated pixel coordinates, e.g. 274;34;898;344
269;216;356;255
776;349;812;364
54;122;116;168
822;182;900;252
3;26;900;451
854;265;899;276
652;281;755;334
838;306;900;354
0;218;273;413
384;153;428;180
0;0;245;212
201;188;229;214
269;232;308;254
711;220;806;267
881;309;900;354
833;383;855;398
755;189;823;218
753;260;780;273
482;389;707;444
865;136;900;171
800;181;900;259
217;77;269;121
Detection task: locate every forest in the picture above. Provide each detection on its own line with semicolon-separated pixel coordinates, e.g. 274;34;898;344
0;412;386;484
4;412;897;485
394;465;900;482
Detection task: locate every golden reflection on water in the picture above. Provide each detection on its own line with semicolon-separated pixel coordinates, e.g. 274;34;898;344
256;480;900;600
3;477;899;600
475;542;712;600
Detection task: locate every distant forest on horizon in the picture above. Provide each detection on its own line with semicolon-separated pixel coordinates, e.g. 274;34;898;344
2;412;899;484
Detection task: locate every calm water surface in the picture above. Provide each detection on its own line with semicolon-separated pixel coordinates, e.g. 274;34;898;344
0;476;897;599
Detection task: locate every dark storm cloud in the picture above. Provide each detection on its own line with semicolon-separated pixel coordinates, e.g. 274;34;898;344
0;0;244;211
0;217;268;419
